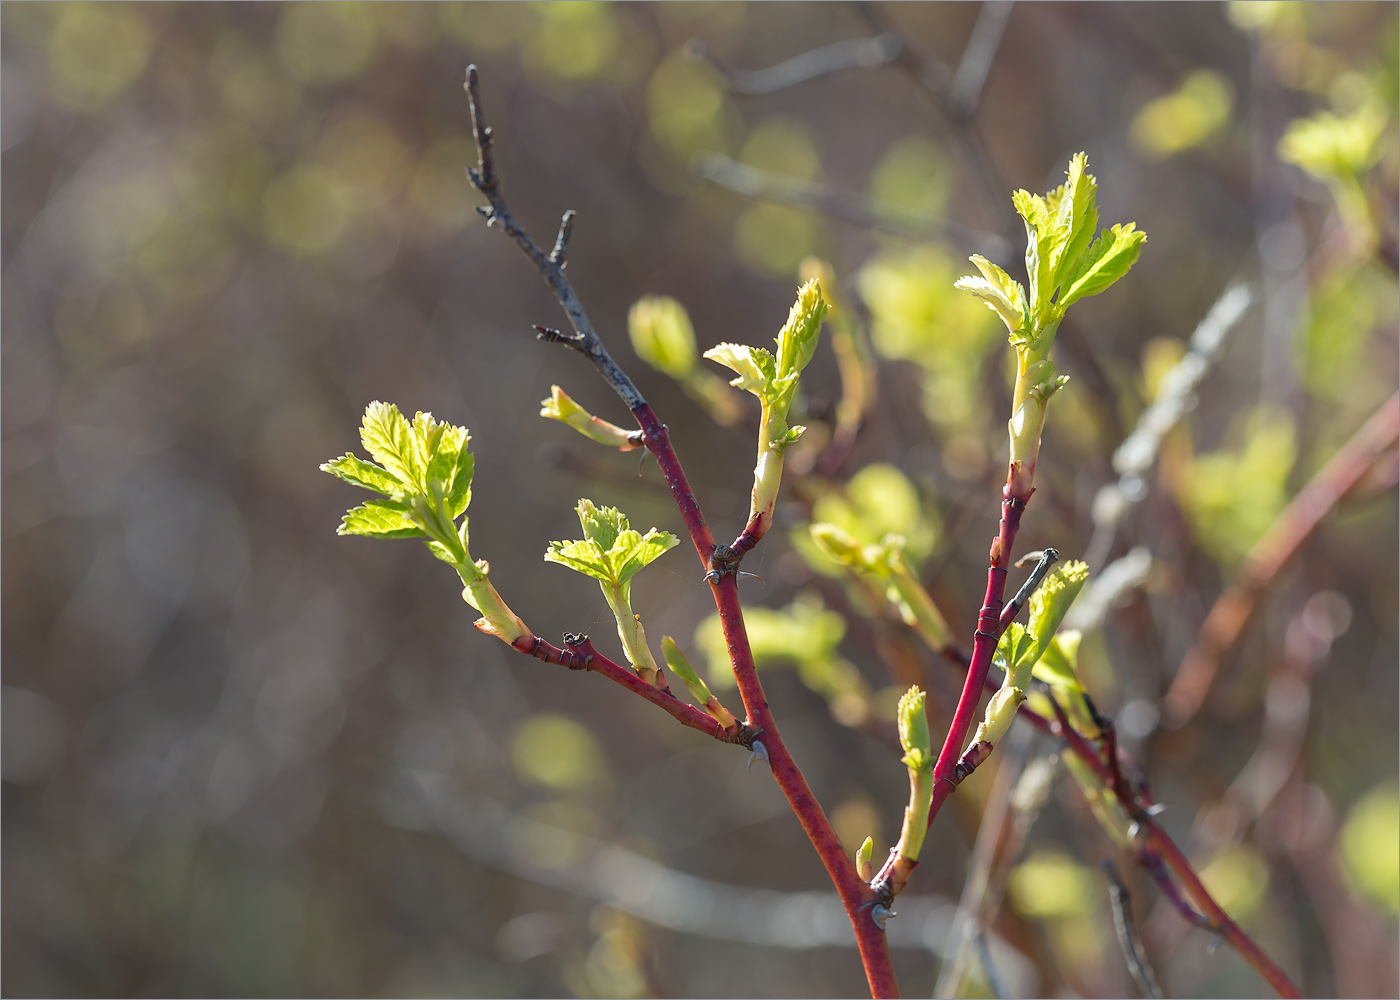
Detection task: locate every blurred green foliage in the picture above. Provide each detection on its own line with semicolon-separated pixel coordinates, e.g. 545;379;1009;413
3;3;1396;998
1130;69;1235;160
1339;782;1400;916
1176;406;1298;566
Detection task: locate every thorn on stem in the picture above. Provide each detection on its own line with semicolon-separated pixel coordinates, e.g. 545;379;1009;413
747;740;770;773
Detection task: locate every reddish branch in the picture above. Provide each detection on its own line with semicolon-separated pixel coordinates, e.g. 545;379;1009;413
463;67;899;998
1164;390;1400;727
1022;684;1301;996
868;478;1029;899
512;633;751;745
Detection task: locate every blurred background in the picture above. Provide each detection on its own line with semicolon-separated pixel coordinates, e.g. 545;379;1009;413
3;3;1397;997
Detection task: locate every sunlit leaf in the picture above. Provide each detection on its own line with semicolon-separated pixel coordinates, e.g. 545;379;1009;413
338;498;424;539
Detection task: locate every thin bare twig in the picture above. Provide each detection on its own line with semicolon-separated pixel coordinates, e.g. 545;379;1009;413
1085;283;1256;569
948;1;1014;119
1102;859;1164;999
1163;390;1400;727
692;153;1011;259
463;67;645;411
687;33;902;95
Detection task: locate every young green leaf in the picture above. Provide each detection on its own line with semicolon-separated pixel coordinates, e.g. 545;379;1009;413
339;499;425;539
539;385;639;451
321;453;409;498
703;343;774;395
359;401;420;489
1032;630;1084;692
1025;560;1090;654
955;254;1026;336
1058;224;1148;309
544;499;679;592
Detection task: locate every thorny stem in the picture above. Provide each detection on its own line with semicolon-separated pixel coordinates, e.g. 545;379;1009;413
463;66;899;998
1164;390;1399;727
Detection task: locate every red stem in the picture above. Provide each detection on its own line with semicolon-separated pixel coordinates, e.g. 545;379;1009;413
1034;692;1302;997
927;484;1027;818
512;634;750;744
632;402;900;998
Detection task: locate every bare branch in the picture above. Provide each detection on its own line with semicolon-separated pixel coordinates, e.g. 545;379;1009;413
692;152;1012;258
948;1;1015;119
687;33;902;95
1102;859;1164;999
463;66;646;411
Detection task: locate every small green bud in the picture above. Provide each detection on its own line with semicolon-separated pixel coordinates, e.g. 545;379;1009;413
856;836;876;882
539;385;639;451
809;522;869;569
775;277;828;379
661;635;737;727
897;686;932;773
628;296;698;381
972;686;1026;747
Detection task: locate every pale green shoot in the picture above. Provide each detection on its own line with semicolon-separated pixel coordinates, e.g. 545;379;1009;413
661;636;738;729
894;686;934;865
956;154;1146;494
540;385;640;451
545;499;678;686
704;278;828;533
809;522;952;650
322;401;528;644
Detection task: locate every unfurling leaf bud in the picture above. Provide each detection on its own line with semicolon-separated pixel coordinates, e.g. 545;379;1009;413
856;836;876;882
897;686;932;773
539;385;639;451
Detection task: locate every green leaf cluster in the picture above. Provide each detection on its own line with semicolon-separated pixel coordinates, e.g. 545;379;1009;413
546;499;678;683
545;499;678;595
704;278;828;523
322;402;528;644
322;401;475;566
977;561;1089;747
956;154;1146;486
808;522;952;650
704;277;827;438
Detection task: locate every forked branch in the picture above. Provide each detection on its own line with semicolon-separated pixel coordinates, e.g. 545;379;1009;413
461;65;899;999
